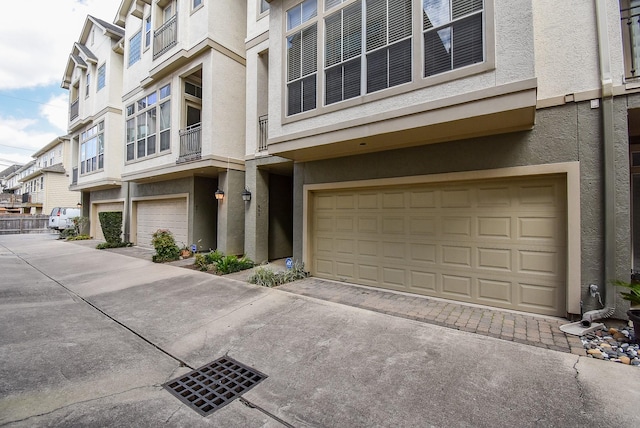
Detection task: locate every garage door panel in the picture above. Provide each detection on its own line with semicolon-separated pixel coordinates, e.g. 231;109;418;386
442;275;472;297
409;271;437;291
311;175;567;316
477;217;512;239
478;279;512;304
477;248;512;271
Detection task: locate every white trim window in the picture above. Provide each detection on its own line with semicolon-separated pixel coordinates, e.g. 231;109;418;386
260;0;270;14
144;16;152;49
286;0;318;115
423;0;484;77
129;31;142;66
85;72;91;97
126;84;171;161
193;0;203;9
80;121;104;174
97;63;106;91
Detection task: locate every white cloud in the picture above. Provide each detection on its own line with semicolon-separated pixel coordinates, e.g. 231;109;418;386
0;115;58;164
40;94;70;134
0;0;120;91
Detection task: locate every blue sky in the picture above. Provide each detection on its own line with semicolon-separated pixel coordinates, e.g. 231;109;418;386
0;0;120;170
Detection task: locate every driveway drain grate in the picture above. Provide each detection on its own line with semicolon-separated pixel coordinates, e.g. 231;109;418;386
163;356;267;416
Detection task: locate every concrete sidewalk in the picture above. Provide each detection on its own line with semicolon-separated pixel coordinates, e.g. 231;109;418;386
1;234;639;427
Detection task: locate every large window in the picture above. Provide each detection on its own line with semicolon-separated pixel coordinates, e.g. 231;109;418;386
126;84;171;161
80;121;104;175
285;0;486;116
129;31;142;66
423;0;484;77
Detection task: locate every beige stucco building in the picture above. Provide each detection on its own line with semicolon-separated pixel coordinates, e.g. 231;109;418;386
58;0;640;320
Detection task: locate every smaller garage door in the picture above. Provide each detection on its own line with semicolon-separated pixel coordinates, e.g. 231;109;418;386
136;198;188;248
94;202;124;242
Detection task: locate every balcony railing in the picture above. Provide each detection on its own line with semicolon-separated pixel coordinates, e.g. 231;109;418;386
621;5;640;78
72;167;78;185
258;115;268;152
70;99;79;120
177;123;202;163
153;13;177;60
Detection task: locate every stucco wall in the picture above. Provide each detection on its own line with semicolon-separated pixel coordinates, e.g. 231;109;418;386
293;101;632;317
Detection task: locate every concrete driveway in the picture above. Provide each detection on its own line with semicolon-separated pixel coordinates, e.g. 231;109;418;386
1;234;639;427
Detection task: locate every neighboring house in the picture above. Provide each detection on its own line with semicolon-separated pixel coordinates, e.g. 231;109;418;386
63;15;126;241
241;0;637;320
17;136;80;215
63;2;247;249
0;164;24;212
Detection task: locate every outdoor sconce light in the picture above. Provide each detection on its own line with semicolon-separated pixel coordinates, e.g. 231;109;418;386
214;189;224;200
76;202;82;208
241;188;251;202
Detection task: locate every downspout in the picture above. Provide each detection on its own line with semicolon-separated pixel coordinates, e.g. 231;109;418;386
581;0;616;326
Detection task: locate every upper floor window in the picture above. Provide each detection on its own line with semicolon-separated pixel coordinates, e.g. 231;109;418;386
284;0;487;117
85;73;91;97
194;0;203;9
126;84;172;162
621;0;640;78
129;31;142;66
80;121;104;175
423;0;484;77
144;16;152;49
97;64;106;91
286;0;318;115
260;0;270;14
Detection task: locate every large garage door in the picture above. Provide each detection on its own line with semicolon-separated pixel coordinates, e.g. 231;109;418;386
311;176;567;316
94;202;124;242
136;198;188;248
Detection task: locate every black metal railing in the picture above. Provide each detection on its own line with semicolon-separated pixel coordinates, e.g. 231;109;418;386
258;115;268;151
70;99;79;120
621;6;640;77
153;13;177;60
177;123;202;163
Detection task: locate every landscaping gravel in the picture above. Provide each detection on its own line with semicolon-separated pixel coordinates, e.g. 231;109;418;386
581;327;639;366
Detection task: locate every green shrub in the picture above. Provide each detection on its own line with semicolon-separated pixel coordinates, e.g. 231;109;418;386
68;234;91;241
215;255;254;275
194;253;210;271
249;261;309;287
193;251;253;274
151;229;180;263
98;212;123;244
96;241;132;249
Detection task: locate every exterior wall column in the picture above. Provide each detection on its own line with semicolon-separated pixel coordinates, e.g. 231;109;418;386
216;169;245;255
244;160;269;264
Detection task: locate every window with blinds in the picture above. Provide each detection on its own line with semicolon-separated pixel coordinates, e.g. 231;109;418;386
423;0;484;77
366;0;413;93
325;1;362;104
284;0;486;117
287;0;318;115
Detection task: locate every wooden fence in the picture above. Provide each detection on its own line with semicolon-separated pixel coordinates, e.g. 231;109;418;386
0;215;50;235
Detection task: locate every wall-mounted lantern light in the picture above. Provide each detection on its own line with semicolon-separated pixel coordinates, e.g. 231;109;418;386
241;188;251;202
214;189;224;200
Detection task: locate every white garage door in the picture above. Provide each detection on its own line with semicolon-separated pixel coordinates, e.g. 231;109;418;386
94;202;124;242
136;198;188;248
311;175;567;316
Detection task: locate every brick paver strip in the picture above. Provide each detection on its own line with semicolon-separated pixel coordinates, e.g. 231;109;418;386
279;278;583;355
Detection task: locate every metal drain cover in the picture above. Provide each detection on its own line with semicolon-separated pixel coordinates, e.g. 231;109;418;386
163;356;267;416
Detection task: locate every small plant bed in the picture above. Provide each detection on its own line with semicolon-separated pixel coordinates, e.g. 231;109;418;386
67;234;92;241
248;261;309;288
194;250;254;275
